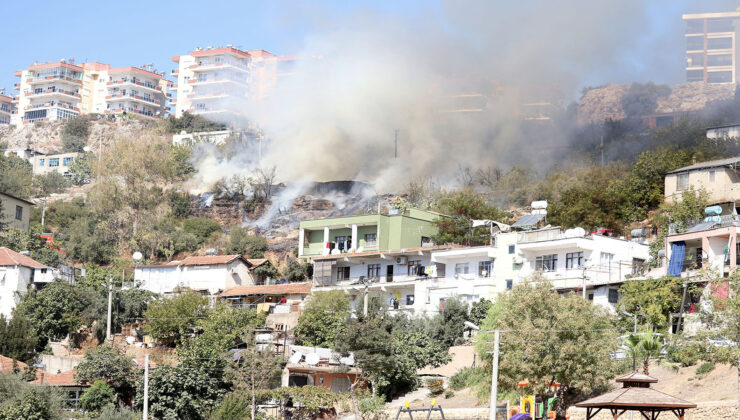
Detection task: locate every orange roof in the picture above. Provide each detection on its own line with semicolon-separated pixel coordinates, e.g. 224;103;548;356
0;355;28;373
247;258;268;267
171;55;181;63
31;369;85;387
0;247;48;268
191;47;250;59
0;95;12;102
28;61;82;71
109;66;163;79
220;282;312;297
177;254;246;266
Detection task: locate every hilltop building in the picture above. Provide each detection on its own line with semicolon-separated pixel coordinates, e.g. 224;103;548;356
13;60;169;124
683;11;740;84
0;93;14;124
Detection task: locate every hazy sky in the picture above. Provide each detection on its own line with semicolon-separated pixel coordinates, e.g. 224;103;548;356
0;0;736;96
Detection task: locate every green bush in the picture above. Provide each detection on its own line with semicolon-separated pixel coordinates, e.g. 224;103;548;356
183;218;222;244
354;388;386;420
425;378;445;395
168;191;191;218
80;380;116;414
226;227;267;257
209;392;251;420
696;362;715;376
61;116;90;152
449;367;474;390
33;171;71;196
444;390;455;399
666;341;702;367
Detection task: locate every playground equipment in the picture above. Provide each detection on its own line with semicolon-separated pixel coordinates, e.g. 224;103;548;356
507;380;568;420
395;399;445;420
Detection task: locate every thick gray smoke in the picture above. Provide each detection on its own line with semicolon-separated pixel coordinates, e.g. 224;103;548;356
190;0;738;195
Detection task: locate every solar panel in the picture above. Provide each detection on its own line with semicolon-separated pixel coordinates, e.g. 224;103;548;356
512;214;545;227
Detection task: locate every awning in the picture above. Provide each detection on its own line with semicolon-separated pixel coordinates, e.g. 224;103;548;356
667;241;685;277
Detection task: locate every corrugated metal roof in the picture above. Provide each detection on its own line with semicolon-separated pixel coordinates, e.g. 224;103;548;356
666;156;740;174
511;214;546;227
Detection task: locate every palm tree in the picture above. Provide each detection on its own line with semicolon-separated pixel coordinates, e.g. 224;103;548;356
623;329;667;375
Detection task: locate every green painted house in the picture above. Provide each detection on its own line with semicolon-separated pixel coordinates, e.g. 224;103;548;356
298;208;442;259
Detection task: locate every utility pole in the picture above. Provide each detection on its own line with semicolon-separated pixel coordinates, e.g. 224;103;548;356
394;129;399;159
363;282;369;317
41;198;47;227
489;330;500;420
600;135;604;167
143;353;149;420
106;275;113;343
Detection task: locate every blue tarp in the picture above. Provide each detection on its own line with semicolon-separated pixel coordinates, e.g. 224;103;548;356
667;241;686;277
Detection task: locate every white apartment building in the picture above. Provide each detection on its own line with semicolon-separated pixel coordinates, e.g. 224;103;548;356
0;247;55;319
683;11;740;84
517;227;650;311
13;60;169;125
132;254;257;298
0;94;14;124
105;67;168;119
14;60;83;124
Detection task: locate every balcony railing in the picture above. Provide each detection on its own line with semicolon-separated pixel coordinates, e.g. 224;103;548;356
27;75;82;84
669;214;740;235
107;79;162;91
105;93;161;105
517;228;563;243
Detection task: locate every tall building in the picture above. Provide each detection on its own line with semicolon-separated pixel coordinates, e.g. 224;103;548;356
683;11;740;84
0;93;14;125
13;60;170;125
170;46;297;120
14;60;84;124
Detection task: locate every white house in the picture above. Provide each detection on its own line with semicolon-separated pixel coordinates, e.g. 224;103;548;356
132;254;256;298
517;227;650;311
0;247;55;319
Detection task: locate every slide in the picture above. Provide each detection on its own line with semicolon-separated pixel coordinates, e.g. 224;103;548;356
509;414;531;420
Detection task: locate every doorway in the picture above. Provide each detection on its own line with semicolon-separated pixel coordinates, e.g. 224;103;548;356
386;265;394;282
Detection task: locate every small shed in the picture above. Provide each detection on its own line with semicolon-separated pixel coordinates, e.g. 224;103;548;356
575;372;696;420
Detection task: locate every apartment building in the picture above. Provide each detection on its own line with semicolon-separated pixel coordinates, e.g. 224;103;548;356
14;60;83;123
13;60;169;124
0;94;14;124
683;11;740;84
30;152;79;176
0;191;33;231
707;123;740;139
298;208;441;260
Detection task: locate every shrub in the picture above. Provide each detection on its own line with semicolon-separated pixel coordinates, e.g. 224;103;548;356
80;380;116;414
168;191;191;218
696;362;715;377
666;341;702;367
226;226;267;257
353;388;386;420
425;378;445;395
183;218;222;245
33;171;71;196
61;116;90;152
449;367;473;390
444;390;455;399
209;392;251;420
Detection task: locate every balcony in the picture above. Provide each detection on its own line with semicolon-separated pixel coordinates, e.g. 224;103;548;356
26;88;80;100
188;77;248;88
105;106;160;119
105;93;161;106
26;75;81;85
669;214;740;235
190;61;250;73
106;79;162;92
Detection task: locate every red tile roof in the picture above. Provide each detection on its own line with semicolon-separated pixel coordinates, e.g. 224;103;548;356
0;247;48;268
220;282;312;297
0;355;28;373
177;254;246;266
247;258;268;268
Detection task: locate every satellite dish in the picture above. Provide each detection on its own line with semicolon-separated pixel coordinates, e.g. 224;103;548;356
305;353;320;366
132;252;143;261
288;351;303;364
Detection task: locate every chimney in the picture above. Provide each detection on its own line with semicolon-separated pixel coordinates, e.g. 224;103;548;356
692;155;697;165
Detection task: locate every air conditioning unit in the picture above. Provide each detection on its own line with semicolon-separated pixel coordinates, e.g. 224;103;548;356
396;256;408;265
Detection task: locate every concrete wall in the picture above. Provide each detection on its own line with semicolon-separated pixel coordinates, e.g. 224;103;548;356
39;354;82;374
0;266;33;319
135;260;254;296
665;167;740;204
31;152;79;176
0;193;31;231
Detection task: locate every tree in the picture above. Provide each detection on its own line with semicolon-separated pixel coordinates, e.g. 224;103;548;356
79;380;116;414
432;188;509;245
135;366;222;420
183;217;222;245
0;314;38;363
67;152;93;185
0;153;33;198
75;344;136;400
617;276;686;327
0;374;61;420
477;278;620;419
226;226;267;257
61;116;90;152
33;172;71;196
143;291;209;346
227;348;284;420
282;256;311;282
165;112;226;134
294;291;350;347
469;298;492;327
13;280;87;346
623;330;667;375
648;187;708;265
428;297;469;347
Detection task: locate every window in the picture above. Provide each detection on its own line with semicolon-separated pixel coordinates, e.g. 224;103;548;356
39;159;45;166
478;260;492;277
707;71;733;83
608;289;619;304
686;69;704;82
566;252;584;269
600;252;614;268
49;158;60;167
15;206;23;220
421;236;433;247
364;233;377;247
707;19;735;33
407;260;422;276
685;20;704;34
535;254;558;272
707;54;733;67
709;170;716;183
406;295;414;305
707;37;733;50
63;157;74;166
506;279;513;290
455;263;469;275
686;53;703;67
588;293;594;301
632;258;645;275
686;36;704;51
676;173;689;191
367;264;381;278
508;245;515;254
337;267;350;280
